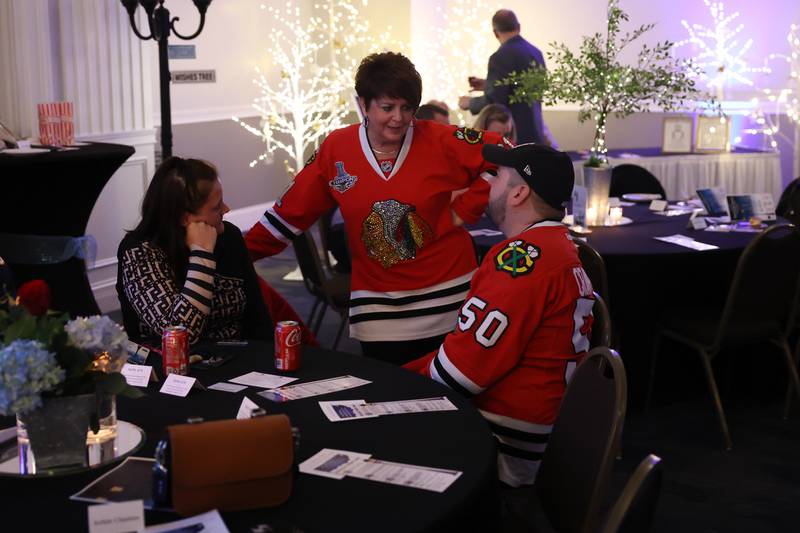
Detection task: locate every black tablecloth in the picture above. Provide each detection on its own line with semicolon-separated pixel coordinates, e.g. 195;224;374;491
0;142;135;315
0;344;498;532
470;205;762;405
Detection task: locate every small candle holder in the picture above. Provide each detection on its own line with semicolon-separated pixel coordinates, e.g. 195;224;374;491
609;207;623;226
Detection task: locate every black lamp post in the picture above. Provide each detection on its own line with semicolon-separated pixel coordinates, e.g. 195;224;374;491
120;0;212;159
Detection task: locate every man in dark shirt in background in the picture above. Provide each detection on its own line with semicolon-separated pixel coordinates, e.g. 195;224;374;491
459;9;550;146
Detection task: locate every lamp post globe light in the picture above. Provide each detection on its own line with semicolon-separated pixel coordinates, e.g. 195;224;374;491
119;0;213;159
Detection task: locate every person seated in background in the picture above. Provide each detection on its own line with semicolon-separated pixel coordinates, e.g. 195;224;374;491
473;103;517;144
117;157;313;346
415;103;450;125
405;143;594;487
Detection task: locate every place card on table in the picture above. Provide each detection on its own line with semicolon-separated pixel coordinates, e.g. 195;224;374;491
229;371;298;389
159;373;198;397
209;382;247;393
236;396;262;419
258;375;371;402
691;217;708;230
120;363;156;387
649;199;668;212
87;500;145;533
298;448;373;479
654;234;719;251
319;397;458;422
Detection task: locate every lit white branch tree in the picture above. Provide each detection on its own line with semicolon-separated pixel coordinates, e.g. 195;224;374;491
424;0;500;125
233;1;402;178
674;0;768;100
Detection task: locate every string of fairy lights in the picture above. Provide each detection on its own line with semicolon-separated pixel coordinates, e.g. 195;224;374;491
232;1;402;176
235;0;799;177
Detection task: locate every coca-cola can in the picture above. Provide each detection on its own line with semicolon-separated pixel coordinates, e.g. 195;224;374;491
275;320;302;371
162;326;188;375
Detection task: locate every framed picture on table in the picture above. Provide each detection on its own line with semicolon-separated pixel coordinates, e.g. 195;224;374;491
661;116;693;153
695;115;730;152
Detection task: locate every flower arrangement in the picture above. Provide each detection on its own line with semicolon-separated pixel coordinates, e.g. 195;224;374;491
500;0;711;167
0;280;142;418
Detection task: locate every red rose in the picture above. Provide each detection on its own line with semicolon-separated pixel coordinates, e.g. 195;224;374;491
17;279;51;316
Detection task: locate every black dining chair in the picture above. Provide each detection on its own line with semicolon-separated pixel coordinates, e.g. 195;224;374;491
293;230;351;350
646;224;800;450
599;454;663;533
609;164;666;199
575;238;609;305
590;292;612;350
318;207;351;274
777;177;800;226
534;347;627;533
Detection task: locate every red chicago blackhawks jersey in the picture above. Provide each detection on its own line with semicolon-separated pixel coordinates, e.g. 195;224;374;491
246;120;503;342
406;221;595;486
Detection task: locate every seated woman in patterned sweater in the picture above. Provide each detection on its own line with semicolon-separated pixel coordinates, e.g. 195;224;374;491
117;157;308;346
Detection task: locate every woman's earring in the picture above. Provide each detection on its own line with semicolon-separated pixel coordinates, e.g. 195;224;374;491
363;115;369;128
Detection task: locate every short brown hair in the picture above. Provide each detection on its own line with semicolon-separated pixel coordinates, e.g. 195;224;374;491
492;9;520;33
354;52;422;110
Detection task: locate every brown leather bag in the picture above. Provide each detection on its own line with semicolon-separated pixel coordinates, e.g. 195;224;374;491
167;414;294;516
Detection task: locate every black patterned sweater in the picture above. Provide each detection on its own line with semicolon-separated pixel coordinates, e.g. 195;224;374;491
116;221;272;345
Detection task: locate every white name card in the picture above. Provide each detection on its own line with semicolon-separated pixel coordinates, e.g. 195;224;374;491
649;199;668;212
120;364;155;387
236;397;262;419
159;374;197;397
691;217;708;230
87;500;145;533
17;139;32;150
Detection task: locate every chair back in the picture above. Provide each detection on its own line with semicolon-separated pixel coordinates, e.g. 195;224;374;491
777;177;800;225
293;231;327;298
599;454;663;533
716;224;800;347
609;164;666;199
591;292;612;349
536;347;627;533
576;239;609;303
317;208;338;271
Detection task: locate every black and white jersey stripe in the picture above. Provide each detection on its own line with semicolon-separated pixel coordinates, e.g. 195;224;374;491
428;343;485;397
481;410;551;487
259;207;302;245
348;272;473;341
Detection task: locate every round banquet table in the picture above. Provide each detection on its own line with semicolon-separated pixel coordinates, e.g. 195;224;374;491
0;344;498;533
0;142;135;316
470;204;763;406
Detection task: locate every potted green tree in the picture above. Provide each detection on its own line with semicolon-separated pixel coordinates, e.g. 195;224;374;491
502;0;709;225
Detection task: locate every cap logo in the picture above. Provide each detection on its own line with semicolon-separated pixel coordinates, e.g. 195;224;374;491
523;164;532;176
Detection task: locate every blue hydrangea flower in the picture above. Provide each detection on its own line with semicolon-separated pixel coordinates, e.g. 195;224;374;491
0;339;65;416
65;315;129;371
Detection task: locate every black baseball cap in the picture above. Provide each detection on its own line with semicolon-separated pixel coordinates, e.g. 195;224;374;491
482;143;575;209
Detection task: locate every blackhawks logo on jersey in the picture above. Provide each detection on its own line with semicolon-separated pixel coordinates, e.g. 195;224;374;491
453;127;484;145
495;240;540;277
362;199;433;269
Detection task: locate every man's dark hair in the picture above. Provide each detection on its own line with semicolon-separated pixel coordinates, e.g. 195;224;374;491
355;52;422;111
130;157;218;280
492;9;520;33
415;104;448;120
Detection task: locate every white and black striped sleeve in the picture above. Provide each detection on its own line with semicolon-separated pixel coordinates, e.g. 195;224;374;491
184;246;217;313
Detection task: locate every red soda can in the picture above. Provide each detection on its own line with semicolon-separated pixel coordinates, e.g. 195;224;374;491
162;326;188;375
275;320;302;371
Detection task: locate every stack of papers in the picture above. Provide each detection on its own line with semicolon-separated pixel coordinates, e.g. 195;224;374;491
299;448;462;493
319;397;457;422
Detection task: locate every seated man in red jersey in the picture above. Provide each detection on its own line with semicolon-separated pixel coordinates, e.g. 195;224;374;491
405;143;595;487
